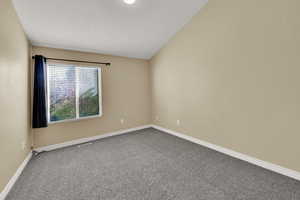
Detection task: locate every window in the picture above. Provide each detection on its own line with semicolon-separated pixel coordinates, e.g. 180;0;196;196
47;63;102;123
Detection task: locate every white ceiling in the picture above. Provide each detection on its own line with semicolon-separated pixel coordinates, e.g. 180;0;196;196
12;0;208;59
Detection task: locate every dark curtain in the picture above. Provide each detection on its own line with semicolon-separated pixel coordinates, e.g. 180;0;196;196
32;55;48;128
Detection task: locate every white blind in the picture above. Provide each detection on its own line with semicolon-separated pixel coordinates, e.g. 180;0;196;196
47;64;101;122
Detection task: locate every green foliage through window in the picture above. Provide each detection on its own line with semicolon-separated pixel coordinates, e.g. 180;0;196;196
48;64;101;122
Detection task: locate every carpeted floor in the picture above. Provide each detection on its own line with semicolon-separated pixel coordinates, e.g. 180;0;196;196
6;128;300;200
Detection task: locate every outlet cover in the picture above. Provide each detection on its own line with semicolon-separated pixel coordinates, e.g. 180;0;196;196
21;141;26;150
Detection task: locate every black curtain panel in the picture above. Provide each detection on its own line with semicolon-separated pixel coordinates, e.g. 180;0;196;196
32;55;48;128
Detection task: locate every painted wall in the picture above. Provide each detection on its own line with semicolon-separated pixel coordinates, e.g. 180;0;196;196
0;0;32;192
151;0;300;172
32;46;151;147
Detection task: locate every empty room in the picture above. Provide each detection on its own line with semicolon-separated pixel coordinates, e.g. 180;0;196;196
1;0;300;199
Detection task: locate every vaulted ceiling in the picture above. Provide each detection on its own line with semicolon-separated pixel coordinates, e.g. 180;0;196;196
12;0;207;59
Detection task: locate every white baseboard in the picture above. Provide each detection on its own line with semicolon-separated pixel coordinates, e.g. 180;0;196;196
3;124;297;200
0;151;32;200
35;125;152;152
151;125;300;181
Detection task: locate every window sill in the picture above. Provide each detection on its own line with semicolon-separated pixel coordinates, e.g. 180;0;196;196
48;113;102;125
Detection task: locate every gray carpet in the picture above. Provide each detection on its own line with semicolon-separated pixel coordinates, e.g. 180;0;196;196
6;128;300;200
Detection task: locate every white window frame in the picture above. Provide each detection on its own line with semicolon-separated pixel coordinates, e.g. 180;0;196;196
46;63;102;124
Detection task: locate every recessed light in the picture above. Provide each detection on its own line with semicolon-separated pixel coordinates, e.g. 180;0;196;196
124;0;136;5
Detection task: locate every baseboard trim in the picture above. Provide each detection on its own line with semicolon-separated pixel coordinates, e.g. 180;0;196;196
0;151;32;200
151;125;300;181
34;125;152;152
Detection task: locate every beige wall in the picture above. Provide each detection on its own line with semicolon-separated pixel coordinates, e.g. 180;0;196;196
1;0;300;192
151;0;300;172
32;46;151;147
0;0;32;192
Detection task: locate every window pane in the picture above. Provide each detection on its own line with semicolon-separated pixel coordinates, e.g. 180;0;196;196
78;68;99;117
48;65;76;122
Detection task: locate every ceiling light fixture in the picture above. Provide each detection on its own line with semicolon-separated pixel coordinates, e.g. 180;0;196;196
124;0;136;5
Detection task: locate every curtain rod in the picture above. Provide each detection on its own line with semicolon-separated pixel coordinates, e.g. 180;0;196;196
32;56;111;66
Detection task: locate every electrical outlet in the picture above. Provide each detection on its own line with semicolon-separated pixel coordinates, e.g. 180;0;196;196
155;116;159;121
176;120;181;126
21;141;26;150
120;118;125;124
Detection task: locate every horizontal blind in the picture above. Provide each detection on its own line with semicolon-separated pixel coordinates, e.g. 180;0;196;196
78;67;100;117
47;64;100;122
